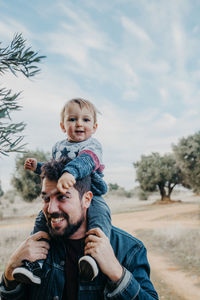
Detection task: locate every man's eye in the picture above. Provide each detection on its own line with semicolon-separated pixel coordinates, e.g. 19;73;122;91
42;196;50;203
58;195;68;201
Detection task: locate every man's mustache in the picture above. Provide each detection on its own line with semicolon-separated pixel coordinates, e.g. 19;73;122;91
46;212;67;219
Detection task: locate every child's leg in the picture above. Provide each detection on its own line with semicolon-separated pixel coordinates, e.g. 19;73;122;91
78;196;111;281
87;195;111;238
31;210;48;234
12;211;48;285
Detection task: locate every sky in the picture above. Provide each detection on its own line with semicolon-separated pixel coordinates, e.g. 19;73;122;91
1;0;200;192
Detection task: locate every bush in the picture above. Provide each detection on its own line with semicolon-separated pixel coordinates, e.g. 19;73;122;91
0;180;4;197
11;149;50;202
138;189;149;200
3;189;16;202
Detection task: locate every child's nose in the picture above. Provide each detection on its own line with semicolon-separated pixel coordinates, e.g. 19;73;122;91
76;118;83;126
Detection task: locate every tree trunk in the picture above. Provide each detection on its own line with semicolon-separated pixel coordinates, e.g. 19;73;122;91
158;184;170;201
161;196;171;202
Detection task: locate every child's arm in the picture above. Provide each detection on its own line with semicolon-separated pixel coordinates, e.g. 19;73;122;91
57;152;95;193
24;158;37;171
57;139;104;194
24;158;44;175
57;172;76;193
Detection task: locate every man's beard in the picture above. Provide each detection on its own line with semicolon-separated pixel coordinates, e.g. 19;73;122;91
46;211;84;241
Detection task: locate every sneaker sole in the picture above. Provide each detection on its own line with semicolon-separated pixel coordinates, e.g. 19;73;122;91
12;267;41;285
78;256;99;281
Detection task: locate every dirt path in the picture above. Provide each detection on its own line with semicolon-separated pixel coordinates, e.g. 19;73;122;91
112;202;200;300
0;202;199;299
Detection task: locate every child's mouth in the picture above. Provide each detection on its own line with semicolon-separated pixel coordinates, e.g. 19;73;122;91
75;130;84;133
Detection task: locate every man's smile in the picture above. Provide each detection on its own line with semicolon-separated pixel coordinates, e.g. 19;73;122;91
51;217;65;224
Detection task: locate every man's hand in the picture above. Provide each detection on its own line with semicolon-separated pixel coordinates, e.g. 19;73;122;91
24;158;37;171
5;231;50;281
57;172;76;194
84;228;123;282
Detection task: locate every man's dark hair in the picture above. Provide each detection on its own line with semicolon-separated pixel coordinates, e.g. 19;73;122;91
41;158;91;199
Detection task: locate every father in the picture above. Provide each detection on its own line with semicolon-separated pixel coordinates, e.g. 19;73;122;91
0;159;158;300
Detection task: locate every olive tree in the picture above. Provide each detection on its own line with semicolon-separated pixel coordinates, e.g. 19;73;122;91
134;152;183;201
11;150;50;202
173;131;200;193
0;33;45;156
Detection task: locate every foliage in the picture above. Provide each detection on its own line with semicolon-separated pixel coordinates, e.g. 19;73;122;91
2;189;16;203
138;189;149;201
107;183;133;198
132;186;152;201
0;33;45;156
173;131;200;193
108;183;120;191
134;152;183;201
11;150;50;202
0;180;3;197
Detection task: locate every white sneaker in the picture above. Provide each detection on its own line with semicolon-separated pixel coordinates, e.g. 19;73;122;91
78;255;99;281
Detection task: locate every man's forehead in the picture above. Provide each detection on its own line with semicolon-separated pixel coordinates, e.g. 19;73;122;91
41;178;57;192
41;178;77;196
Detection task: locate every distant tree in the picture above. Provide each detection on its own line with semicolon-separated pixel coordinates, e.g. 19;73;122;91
173;131;200;193
108;183;120;191
11;150;50;202
0;180;4;197
0;33;45;156
134;152;183;201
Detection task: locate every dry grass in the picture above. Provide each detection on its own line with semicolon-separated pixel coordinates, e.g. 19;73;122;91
0;227;31;275
137;225;200;278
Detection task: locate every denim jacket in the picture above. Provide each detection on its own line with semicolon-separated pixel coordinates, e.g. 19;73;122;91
0;226;159;300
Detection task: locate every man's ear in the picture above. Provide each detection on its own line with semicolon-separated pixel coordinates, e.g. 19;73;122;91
83;191;93;208
60;122;66;133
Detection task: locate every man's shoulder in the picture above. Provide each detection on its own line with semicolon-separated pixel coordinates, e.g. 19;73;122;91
111;226;144;250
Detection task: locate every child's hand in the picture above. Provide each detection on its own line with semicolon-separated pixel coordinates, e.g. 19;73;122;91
24;158;37;171
57;172;76;194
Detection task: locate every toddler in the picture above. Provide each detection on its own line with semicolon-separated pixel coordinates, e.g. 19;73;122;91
13;98;111;284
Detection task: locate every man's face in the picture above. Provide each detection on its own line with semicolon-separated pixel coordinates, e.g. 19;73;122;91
41;178;87;239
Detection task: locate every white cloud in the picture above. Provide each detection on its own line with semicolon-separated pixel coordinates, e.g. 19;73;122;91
0;18;30;41
171;22;187;74
121;16;153;45
46;3;110;63
159;88;168;104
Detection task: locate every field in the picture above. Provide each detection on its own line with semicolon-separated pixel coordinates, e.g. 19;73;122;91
0;190;200;299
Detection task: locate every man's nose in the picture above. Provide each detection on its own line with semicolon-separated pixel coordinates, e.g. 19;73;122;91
47;198;59;214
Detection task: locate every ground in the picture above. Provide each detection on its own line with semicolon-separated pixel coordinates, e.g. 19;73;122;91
112;202;200;300
0;190;199;299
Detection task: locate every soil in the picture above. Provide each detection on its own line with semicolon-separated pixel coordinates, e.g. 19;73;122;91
0;200;199;299
112;202;200;300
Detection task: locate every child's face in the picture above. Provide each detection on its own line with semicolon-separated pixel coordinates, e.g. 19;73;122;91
60;104;97;142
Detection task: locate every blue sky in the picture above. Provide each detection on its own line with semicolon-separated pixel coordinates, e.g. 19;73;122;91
1;0;200;191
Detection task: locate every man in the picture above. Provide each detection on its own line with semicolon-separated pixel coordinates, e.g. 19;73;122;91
0;159;159;300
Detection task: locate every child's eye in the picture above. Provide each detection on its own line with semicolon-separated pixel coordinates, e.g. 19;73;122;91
83;118;90;122
69;117;76;122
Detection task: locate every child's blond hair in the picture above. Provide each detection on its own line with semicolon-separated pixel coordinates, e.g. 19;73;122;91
60;98;98;124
